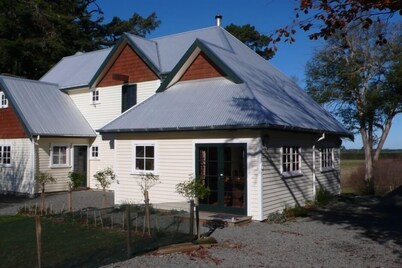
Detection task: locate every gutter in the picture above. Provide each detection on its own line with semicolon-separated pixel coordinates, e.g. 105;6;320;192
312;133;325;198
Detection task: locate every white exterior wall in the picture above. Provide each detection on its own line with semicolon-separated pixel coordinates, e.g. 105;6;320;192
68;80;161;130
314;138;341;195
37;137;90;192
88;135;116;190
261;131;341;218
67;80;161;190
112;131;262;219
0;138;35;195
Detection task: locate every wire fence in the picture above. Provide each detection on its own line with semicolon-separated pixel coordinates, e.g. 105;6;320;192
13;202;193;267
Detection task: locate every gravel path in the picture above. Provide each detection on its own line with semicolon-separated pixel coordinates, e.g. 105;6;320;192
0;190;114;215
104;195;402;268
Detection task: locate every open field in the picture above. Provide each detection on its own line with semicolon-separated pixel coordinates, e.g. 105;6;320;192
340;150;402;195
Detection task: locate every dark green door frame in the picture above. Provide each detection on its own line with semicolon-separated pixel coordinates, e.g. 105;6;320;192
196;143;247;215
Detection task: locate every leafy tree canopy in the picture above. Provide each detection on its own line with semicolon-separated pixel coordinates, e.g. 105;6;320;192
305;21;401;182
272;0;401;49
225;23;274;60
0;0;160;79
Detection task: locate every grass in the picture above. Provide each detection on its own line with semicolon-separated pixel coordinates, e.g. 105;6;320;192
0;215;128;268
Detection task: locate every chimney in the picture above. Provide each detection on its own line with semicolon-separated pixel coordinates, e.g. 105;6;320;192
215;14;222;26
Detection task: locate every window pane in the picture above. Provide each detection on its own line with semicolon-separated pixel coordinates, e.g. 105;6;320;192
145;146;154;157
145;159;154;171
136;158;144;170
136;146;144;157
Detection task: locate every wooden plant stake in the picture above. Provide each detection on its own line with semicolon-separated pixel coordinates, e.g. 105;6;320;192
189;199;195;239
144;191;151;236
68;185;73;212
125;206;132;259
35;216;42;268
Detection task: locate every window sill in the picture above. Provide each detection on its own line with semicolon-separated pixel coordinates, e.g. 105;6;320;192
50;165;71;169
320;167;336;173
89;158;100;161
0;165;12;168
131;170;158;176
90;102;101;106
282;171;303;178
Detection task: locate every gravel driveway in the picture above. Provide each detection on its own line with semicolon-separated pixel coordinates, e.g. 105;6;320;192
104;195;402;268
1;191;401;267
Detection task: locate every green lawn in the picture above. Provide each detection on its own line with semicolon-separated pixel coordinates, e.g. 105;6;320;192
0;215;127;268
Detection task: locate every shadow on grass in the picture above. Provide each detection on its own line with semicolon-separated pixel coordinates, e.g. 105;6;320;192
309;194;402;259
0;215;190;268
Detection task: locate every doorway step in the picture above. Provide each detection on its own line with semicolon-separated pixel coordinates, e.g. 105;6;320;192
199;211;252;227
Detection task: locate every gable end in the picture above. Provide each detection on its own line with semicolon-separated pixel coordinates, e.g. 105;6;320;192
179;51;226;82
97;44;158;87
0;96;27;138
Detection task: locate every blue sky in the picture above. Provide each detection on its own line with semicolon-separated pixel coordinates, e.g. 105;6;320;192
97;0;402;149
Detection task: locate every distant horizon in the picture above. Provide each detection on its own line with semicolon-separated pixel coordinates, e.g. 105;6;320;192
97;0;402;149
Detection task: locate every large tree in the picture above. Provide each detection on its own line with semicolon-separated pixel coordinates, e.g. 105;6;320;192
305;22;402;187
225;23;275;60
0;0;160;79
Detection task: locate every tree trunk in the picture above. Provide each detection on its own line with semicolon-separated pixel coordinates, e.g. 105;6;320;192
360;127;374;183
374;116;393;161
144;190;151;236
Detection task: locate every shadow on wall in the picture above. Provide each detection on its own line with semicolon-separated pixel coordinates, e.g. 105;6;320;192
261;146;312;208
0;146;34;195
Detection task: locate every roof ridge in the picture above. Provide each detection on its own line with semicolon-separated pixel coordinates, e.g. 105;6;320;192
0;75;59;87
151;26;220;41
59;47;113;60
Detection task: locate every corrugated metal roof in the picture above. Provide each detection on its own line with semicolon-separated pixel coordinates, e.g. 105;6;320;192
126;35;160;71
40;48;112;89
0;76;96;137
100;27;351;137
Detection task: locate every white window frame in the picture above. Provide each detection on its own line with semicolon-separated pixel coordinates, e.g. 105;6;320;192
132;142;158;174
0;145;12;167
320;147;334;171
90;89;100;104
0;92;8;109
90;145;99;160
50;144;70;167
281;146;302;177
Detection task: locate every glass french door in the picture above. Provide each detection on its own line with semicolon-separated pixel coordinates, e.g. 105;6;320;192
73;146;88;187
196;143;247;215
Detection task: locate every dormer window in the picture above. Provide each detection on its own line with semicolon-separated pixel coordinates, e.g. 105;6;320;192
0;92;8;108
91;89;100;104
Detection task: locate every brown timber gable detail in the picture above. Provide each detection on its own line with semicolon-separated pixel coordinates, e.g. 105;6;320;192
97;44;158;87
179;52;226;82
0;101;27;139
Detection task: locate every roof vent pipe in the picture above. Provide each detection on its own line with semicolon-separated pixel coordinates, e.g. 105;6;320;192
215;14;222;26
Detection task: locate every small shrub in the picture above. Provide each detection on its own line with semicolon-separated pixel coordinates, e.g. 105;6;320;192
283;205;309;219
68;172;85;189
315;188;333;206
266;211;286;224
175;175;210;201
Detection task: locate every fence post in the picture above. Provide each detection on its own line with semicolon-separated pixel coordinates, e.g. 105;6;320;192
189;199;194;239
35;215;42;268
125;206;131;259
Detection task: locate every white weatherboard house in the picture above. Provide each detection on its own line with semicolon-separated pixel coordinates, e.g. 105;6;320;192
0;24;351;220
